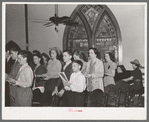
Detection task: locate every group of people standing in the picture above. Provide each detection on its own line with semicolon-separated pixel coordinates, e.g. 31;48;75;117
5;43;143;107
5;44;118;107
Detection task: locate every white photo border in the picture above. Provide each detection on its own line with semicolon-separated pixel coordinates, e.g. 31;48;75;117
2;2;147;120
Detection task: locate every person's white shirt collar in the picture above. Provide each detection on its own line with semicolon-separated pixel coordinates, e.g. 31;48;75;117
73;71;81;75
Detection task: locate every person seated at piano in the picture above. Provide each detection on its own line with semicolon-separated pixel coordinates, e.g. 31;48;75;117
123;59;143;102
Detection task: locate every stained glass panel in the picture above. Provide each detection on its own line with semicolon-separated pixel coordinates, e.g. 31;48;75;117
64;5;121;63
95;14;118;62
69;16;87;39
81;5;102;30
67;16;89;58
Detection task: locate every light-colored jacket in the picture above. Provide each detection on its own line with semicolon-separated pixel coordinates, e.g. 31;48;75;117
85;58;104;92
16;63;33;88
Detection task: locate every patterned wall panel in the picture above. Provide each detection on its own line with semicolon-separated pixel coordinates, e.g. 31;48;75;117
81;5;102;30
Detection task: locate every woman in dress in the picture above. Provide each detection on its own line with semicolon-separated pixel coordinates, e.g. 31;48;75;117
84;48;104;107
32;53;47;106
103;52;117;87
8;50;33;106
42;47;62;106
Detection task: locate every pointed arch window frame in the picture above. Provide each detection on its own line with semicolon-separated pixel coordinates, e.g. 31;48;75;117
63;5;122;64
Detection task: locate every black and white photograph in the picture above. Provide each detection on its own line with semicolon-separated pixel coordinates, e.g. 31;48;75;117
2;2;147;120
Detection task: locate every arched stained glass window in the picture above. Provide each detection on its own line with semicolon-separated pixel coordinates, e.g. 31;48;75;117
63;5;122;64
94;13;118;62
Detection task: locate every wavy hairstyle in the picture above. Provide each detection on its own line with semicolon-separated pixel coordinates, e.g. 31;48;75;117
89;47;101;59
33;53;44;65
18;50;33;64
73;50;87;61
105;51;115;62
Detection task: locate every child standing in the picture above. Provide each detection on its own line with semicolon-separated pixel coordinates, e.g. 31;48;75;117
64;60;86;107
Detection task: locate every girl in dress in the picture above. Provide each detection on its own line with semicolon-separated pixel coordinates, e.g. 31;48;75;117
42;47;62;106
103;52;117;87
32;53;47;106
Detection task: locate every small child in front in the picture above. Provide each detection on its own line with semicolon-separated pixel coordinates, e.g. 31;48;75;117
64;60;86;107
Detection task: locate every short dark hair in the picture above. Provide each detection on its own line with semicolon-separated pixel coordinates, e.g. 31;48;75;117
18;50;33;64
63;50;72;56
89;47;101;59
33;50;41;55
10;46;21;52
73;60;83;70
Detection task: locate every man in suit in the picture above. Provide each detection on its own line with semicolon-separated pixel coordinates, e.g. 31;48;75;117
6;46;21;106
5;48;15;106
5;47;15;75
